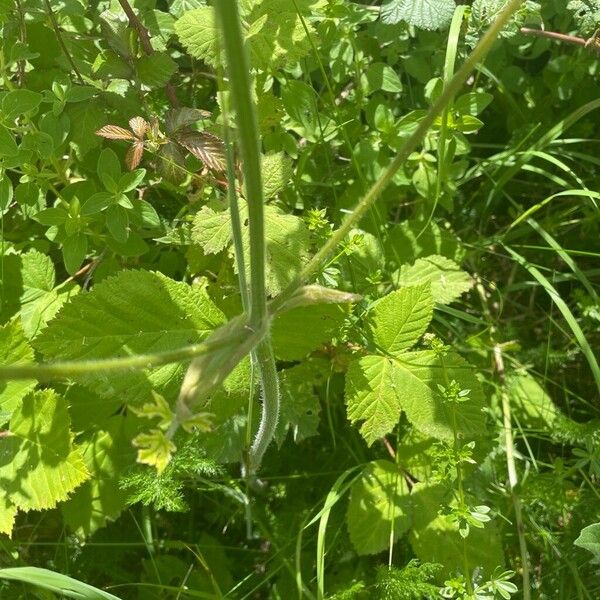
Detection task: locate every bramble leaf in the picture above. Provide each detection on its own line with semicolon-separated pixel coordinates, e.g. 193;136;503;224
380;0;455;30
370;284;434;355
394;255;473;304
347;460;412;555
345;355;402;445
192;199;311;295
35;270;225;404
0;389;89;534
0;320;36;416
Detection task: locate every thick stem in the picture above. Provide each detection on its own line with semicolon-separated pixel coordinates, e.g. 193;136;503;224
270;0;527;314
215;0;267;330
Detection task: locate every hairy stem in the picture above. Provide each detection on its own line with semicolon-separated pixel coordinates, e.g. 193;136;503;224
216;0;278;473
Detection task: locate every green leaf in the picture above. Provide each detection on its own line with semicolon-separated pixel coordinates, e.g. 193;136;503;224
62;232;88;275
507;372;560;430
275;360;326;446
136;52;177;89
361;63;403;94
106;204;130;243
133;429;176;474
391;350;487;441
192;199;311;295
118;168;146;193
345;355;402;445
410;483;505;577
0;567;123;600
346;351;487;444
370;284;433;355
1;89;43;121
381;0;455;30
0;124;18;156
394;255;473;304
384;219;463;266
0;389;89;527
62;421;136;538
347;460;412;555
35;270;225;404
98;147;122;185
0;320;36;416
574;522;600;561
260;152;293;199
175;7;219;67
82;191;113;215
272;303;348;360
0;173;12;214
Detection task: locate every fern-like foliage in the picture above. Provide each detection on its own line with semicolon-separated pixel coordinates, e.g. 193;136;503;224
381;0;455;30
374;561;441;599
466;0;541;46
120;435;222;512
568;0;600;34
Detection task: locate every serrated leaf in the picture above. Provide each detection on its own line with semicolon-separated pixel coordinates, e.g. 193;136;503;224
272;303;347;360
0;320;36;415
34;270;225;404
381;0;455;30
175;8;219;67
394;255;473;304
176;130;226;171
260;152;293;198
165;107;211;135
62;421;135;538
392;350;487;441
0;390;89;523
345;355;402;445
96;124;135;140
136;52;178;89
346;351;486;444
370;284;433;355
347;460;412;555
192;199;311;295
275;360;326;446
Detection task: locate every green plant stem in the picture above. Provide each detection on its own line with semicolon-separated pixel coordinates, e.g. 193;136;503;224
215;0;266;330
248;339;280;474
270;0;526;314
216;0;279;474
0;329;248;381
494;345;531;600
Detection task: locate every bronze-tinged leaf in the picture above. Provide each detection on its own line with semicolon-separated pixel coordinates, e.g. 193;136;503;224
158;141;187;184
126;141;144;170
165;107;212;135
96;124;135;140
129;116;149;140
176;131;226;172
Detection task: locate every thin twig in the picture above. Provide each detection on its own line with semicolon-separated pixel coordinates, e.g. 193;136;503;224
116;0;179;107
519;27;587;48
43;0;84;84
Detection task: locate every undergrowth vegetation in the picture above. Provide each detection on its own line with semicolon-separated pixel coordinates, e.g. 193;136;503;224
0;0;599;598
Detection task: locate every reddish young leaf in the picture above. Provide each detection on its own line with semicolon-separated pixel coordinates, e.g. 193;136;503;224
176;131;226;172
126;141;144;170
96;125;135;140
